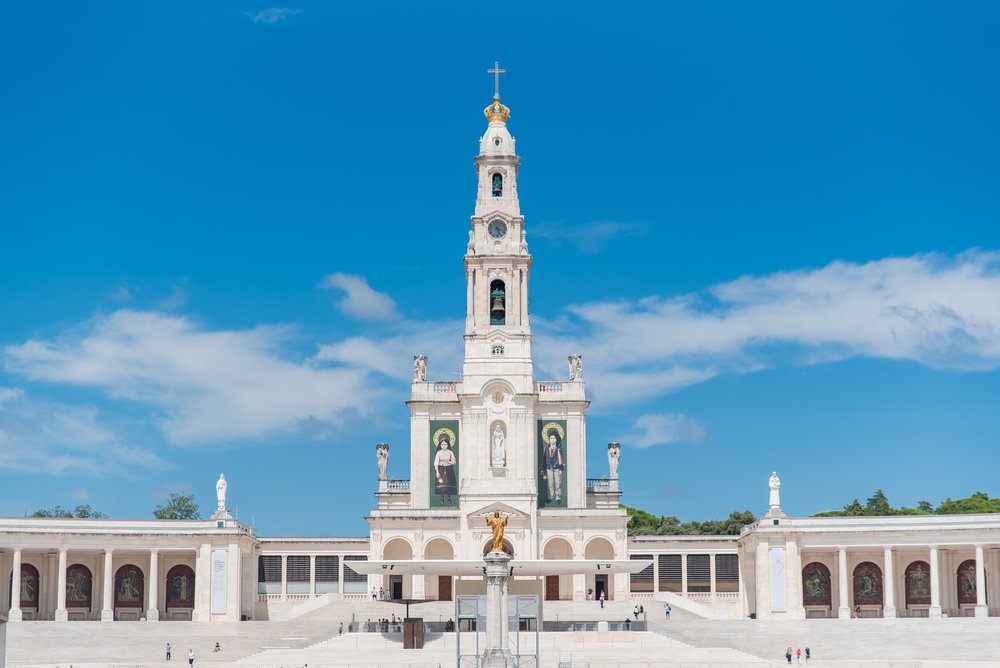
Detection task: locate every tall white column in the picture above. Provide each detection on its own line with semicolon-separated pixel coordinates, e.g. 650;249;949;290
337;554;345;598
280;554;288;599
837;547;850;619
147;550;159;621
709;553;717;596
929;546;942;618
101;549;114;622
9;548;23;621
680;553;688;594
55;549;68;622
466;270;474;327
883;547;896;618
309;555;316;598
975;544;988;617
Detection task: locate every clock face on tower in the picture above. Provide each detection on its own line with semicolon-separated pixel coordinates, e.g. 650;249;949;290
488;219;508;239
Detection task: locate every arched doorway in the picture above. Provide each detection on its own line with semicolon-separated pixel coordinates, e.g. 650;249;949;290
382;538;413;600
585;537;616;601
166;565;195;619
904;561;931;609
66;564;92;612
852;561;883;614
424;538;455;601
542;537;573;601
115;564;144;619
957;560;979;606
10;564;41;614
801;562;832;610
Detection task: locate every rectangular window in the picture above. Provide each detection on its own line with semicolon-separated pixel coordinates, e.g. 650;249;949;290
257;555;281;594
658;554;682;592
629;554;654;592
286;555;311;594
315;555;340;594
343;555;368;594
715;554;739;593
687;554;711;592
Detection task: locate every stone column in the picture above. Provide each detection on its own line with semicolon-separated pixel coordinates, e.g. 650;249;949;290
309;555;316;598
754;542;768;618
280;554;288;600
147;550;159;621
9;548;22;622
883;547;896;618
337;555;345;599
466;270;474;327
192;544;211;622
101;549;114;622
709;553;717;597
837;547;850;619
680;553;688;594
975;544;988;618
929;546;942;618
55;549;68;622
653;553;660;596
481;550;513;668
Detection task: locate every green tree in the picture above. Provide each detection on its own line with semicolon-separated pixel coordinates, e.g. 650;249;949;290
624;506;754;536
865;489;892;516
842;499;865;516
916;500;933;513
153;492;201;520
32;504;108;519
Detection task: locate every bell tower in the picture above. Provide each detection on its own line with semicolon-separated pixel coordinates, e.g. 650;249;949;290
462;64;534;395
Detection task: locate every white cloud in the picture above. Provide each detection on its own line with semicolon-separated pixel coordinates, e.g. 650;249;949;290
0;386;23;407
246;8;302;24
0;390;168;476
532;220;646;253
535;250;1000;403
320;272;399;321
315;319;464;382
624;413;707;448
4;310;385;445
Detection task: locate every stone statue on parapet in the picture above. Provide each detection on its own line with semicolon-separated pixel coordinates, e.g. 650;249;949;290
568;354;583;381
769;471;781;508
413;355;427;382
485;511;507;553
215;474;227;512
376;442;389;480
607;441;621;478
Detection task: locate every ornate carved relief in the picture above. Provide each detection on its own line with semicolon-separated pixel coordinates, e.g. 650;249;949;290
615;529;626;542
574;529;584;542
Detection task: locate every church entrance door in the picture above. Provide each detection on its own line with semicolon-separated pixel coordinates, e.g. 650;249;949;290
545;576;559;600
595;574;609;601
390;575;403;600
438;575;452;601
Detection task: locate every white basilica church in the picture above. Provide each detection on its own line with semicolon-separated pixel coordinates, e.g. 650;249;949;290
1;83;998;627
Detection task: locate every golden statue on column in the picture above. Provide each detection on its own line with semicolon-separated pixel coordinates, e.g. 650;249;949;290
485;511;508;553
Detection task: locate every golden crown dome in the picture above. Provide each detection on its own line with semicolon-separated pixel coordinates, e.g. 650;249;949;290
484;96;511;123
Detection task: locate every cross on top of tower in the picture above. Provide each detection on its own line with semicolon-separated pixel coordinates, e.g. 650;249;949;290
488;61;506;100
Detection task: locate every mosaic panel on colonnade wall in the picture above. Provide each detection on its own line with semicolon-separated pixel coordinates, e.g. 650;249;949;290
801;562;832;606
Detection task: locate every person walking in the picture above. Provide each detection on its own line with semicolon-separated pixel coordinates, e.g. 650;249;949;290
188;649;195;666
785;646;792;664
338;621;344;635
805;647;811;662
371;586;377;601
599;589;606;609
664;603;671;620
165;642;171;661
796;647;802;664
633;604;640;619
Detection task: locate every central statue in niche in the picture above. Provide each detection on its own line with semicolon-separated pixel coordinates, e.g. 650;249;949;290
491;424;506;468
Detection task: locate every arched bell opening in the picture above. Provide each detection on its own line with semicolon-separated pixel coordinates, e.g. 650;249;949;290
491;172;503;197
489;280;506;325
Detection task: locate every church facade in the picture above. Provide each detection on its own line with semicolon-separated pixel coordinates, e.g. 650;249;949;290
1;86;998;625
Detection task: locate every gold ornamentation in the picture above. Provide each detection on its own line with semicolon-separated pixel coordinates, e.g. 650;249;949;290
484;99;511;123
485;511;508;552
491;391;505;404
541;421;565;442
432;426;457;448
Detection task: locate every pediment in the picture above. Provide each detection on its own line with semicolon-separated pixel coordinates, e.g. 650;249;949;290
466;501;529;522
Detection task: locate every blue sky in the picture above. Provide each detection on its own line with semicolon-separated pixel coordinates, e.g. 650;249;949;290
1;1;999;535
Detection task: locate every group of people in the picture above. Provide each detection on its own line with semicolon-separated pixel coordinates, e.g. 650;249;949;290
370;586;392;601
165;641;220;665
362;616;401;633
784;645;811;664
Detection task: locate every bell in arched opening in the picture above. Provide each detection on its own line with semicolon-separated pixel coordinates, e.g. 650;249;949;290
489;280;506;325
492;173;503;197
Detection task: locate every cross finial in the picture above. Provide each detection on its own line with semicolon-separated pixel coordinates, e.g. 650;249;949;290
488;61;506;100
